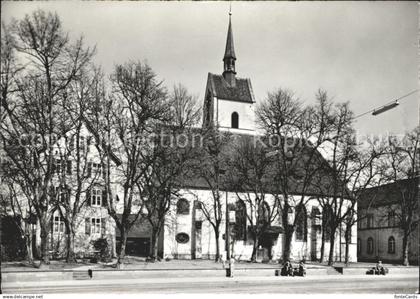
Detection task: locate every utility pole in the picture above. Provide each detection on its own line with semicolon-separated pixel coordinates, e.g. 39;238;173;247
225;190;233;277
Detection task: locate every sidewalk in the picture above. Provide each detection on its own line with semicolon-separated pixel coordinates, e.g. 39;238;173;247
3;273;418;290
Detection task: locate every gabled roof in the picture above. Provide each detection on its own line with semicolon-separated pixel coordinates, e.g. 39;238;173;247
178;130;351;199
207;73;255;103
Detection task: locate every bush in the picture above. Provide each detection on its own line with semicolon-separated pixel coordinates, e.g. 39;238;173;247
91;238;111;262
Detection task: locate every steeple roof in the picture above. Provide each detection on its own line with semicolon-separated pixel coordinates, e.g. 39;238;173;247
207;73;255;103
223;14;236;60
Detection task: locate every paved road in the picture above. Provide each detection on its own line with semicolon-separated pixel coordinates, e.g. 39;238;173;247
3;275;419;294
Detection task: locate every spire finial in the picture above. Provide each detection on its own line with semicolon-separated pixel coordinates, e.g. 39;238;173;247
229;2;232;16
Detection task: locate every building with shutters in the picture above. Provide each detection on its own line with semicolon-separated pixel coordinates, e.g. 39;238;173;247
38;118;122;259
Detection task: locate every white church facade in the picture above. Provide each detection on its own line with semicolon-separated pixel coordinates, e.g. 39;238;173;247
161;14;357;263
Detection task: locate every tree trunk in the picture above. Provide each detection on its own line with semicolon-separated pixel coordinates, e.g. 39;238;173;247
25;233;34;264
24;222;34;264
214;229;220;262
402;232;410;266
282;225;294;262
319;226;325;263
151;228;160;261
327;229;336;266
344;225;351;265
40;226;50;265
66;228;76;263
251;234;259;262
118;229;128;264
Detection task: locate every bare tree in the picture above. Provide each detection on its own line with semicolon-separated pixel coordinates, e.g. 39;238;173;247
381;127;419;265
53;66;108;263
195;127;232;262
227;137;279;261
99;61;170;264
0;10;94;265
257;89;338;262
342;137;386;265
137;85;201;261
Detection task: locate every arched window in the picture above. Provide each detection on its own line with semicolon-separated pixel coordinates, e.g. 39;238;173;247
388;236;395;254
295;205;307;241
357;238;361;254
258;201;270;226
367;237;374;254
176;198;190;215
231;112;239;129
234;200;247;241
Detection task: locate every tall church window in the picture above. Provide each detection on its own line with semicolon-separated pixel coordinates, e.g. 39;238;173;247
234;200;247;241
177;198;190;215
231;112;239;129
295;205;307;241
258;201;270;227
367;237;374;254
388;236;395;254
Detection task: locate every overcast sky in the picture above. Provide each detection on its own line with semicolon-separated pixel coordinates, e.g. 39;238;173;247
2;1;418;136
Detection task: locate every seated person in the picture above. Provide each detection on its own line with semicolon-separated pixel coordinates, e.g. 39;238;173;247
374;261;386;275
281;260;294;276
294;261;306;277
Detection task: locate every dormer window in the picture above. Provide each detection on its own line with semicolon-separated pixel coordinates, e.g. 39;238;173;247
231;112;239;129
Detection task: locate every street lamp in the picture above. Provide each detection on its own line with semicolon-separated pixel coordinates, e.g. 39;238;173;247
225;191;232;277
354;89;418;119
217;167;234;277
372;101;399;116
225;192;236;278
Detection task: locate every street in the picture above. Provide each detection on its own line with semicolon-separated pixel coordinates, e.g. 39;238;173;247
3;275;418;294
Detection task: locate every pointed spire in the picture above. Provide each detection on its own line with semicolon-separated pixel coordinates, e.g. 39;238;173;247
224;8;236;60
223;5;236;85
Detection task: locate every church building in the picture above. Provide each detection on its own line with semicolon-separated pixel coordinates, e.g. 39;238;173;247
160;12;358;263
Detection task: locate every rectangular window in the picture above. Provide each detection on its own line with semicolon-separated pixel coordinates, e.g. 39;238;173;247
68;136;75;152
54;159;62;174
86;136;92;152
53;216;65;234
66;160;72;175
91;218;101;234
91;189;102;207
92;163;102;177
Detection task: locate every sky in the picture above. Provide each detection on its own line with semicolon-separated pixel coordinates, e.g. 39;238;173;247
2;1;418;137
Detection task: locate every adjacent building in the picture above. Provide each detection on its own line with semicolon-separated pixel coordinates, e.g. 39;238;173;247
358;178;419;264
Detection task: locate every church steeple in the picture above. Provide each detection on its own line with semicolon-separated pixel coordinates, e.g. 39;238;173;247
223;9;236;86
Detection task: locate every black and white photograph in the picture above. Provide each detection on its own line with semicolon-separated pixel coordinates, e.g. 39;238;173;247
0;1;418;296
